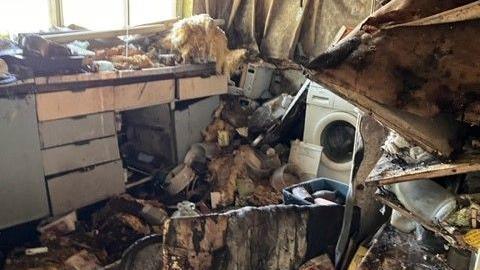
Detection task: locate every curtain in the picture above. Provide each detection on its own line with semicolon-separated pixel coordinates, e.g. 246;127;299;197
191;0;372;61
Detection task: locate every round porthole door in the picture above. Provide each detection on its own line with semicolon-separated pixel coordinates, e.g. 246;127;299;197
314;112;357;171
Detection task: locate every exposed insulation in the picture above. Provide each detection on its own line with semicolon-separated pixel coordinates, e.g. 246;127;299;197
166;14;247;74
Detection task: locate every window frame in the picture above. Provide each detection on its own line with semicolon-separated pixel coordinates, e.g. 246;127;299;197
48;0;180;29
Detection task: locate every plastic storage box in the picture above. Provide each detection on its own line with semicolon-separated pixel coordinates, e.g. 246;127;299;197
283;177;349;205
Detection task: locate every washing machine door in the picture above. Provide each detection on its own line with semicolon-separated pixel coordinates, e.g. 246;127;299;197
314;112;357;172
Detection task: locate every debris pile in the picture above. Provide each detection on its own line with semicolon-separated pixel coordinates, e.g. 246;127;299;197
376;131;480;253
3;195;168;269
165;14;248;74
156;92;308;211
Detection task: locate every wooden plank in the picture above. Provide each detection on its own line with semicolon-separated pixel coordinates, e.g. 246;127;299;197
36;86;114;121
375;192;471;251
39;112;116;149
385;1;480;28
48;160;125;216
310;71;460;157
34;64;216;91
42;136;120;176
177;75;228;100
113;79;174;111
366;153;480;185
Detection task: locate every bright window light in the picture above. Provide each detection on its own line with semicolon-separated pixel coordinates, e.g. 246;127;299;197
129;0;176;26
0;0;50;35
62;0;126;30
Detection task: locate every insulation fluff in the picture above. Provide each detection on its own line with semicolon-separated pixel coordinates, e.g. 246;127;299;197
166;14;247;75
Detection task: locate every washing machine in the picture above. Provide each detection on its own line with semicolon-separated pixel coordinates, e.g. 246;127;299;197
303;81;358;184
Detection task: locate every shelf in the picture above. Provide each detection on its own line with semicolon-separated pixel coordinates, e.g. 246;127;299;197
366;152;480;186
375;191;473;252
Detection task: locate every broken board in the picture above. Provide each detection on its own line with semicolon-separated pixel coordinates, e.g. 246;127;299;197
366;152;480;186
357;224;454;270
309;71;460;158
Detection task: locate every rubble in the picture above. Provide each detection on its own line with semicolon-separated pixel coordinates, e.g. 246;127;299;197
37;212;77;242
165;14;247;74
96;213;151;262
382;130;435;165
270;164;302;192
171;201;200;218
64;250;101;270
298;254;335;270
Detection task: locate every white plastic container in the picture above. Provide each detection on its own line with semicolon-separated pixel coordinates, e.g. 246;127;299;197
388;179;457;224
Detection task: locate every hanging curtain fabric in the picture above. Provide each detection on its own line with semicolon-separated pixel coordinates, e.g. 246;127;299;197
190;0;371;61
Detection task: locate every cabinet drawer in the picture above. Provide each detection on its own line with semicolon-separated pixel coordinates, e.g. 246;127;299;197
39;112;116;149
42;136;120;176
48;160;125;216
114;80;174;111
36;86;114;121
177;75;228;100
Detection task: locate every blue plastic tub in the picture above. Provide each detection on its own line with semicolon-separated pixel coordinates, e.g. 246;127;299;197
283;178;349;205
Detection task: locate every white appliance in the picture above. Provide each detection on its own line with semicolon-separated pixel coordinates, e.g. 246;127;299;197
303;82;358;184
239;62;274;99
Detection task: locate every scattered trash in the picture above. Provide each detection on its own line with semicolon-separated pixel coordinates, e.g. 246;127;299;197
314;198;338;206
92;60;115;72
283;178;349;206
292;186;313;203
390;209;417;233
171;201;200;218
298;254;335;270
25;247;48;256
382;130;434;164
217;130;231;147
163;164;197;195
64;250;101;270
288;140;323;179
463;229;480;249
38;212;77;241
270;164;302;192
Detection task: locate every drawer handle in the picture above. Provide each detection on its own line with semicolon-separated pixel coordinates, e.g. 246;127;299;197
74;140;91;146
71;115;88;120
69;85;87;92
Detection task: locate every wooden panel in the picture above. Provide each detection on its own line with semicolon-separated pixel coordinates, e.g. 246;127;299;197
114;80;174;111
36;86;114;121
177;75;228;100
0;95;49;229
48;161;125;216
310;72;460;157
42;136;120;176
366;153;480;185
39;112;116;149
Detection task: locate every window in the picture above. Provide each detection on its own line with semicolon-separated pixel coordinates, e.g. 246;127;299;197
62;0;126;30
0;0;178;35
62;0;177;30
129;0;176;26
0;0;51;35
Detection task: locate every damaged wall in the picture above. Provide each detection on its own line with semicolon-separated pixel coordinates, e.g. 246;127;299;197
188;0;373;61
163;204;349;270
308;0;480;125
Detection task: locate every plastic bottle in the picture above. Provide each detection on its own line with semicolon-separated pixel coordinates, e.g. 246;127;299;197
388;179;457;224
